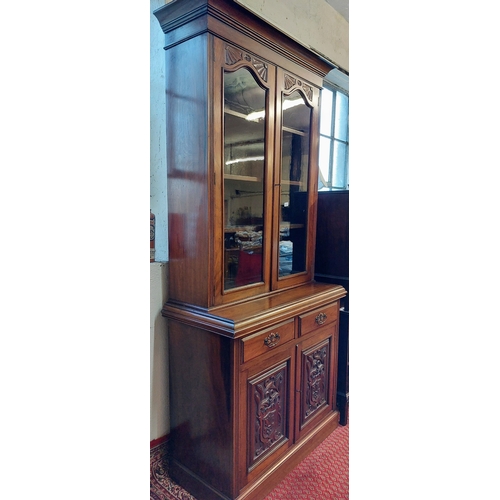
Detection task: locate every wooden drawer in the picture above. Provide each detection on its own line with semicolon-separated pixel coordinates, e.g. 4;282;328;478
241;319;295;363
299;302;338;336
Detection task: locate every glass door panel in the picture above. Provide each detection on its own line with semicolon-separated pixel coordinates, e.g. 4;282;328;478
279;91;311;277
224;67;267;290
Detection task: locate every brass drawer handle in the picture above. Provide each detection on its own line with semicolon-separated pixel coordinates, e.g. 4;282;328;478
264;332;280;348
315;312;327;325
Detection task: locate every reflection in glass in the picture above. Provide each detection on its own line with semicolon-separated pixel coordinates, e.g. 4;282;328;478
223;67;266;290
279;91;311;277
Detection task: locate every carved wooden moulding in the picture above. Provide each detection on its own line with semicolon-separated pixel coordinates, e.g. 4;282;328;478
225;44;268;82
284;73;314;103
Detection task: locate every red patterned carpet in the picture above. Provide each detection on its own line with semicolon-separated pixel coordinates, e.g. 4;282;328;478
150;422;349;500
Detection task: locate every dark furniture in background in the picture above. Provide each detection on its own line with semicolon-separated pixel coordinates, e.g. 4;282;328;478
315;189;349;425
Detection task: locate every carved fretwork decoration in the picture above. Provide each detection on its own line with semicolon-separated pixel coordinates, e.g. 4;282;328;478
302;342;329;424
225;45;268;82
249;363;288;466
225;45;243;65
284;73;296;90
252;59;268;82
284;73;314;103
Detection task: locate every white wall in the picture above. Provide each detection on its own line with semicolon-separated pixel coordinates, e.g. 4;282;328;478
150;0;168;264
150;262;169;441
150;0;348;441
150;0;169;442
235;0;349;72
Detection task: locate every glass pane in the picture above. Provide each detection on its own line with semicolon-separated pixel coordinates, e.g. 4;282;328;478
332;140;347;188
223;67;266;290
320;88;333;136
319;136;331;190
334;91;349;142
279;91;311;278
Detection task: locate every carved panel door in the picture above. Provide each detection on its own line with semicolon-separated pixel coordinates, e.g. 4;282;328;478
294;325;338;442
239;345;295;488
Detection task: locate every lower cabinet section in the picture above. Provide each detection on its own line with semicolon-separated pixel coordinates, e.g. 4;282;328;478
164;285;345;500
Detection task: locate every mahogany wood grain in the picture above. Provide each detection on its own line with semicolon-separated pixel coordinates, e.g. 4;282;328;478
168;319;236;497
154;0;333;80
153;1;347;498
165;34;212;307
163;282;345;339
299;302;339;336
241;318;295;363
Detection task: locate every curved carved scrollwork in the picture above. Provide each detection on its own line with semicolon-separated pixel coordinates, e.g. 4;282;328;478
225;44;268;83
283;72;314;103
252;367;286;462
303;344;328;420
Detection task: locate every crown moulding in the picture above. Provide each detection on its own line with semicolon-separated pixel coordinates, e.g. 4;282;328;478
153;0;335;78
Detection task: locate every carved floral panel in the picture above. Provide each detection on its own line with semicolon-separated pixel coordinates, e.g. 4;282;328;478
248;362;288;468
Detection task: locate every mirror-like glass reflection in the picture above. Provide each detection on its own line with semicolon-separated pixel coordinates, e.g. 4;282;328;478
279;91;311;277
223;67;266;290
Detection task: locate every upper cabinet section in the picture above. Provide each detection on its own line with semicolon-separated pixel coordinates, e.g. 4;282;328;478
154;0;334;309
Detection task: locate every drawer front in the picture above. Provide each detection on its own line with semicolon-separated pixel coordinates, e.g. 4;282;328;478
242;320;295;364
299;302;338;336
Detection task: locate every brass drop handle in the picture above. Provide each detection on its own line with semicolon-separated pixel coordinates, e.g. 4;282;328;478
315;312;327;325
264;332;280;348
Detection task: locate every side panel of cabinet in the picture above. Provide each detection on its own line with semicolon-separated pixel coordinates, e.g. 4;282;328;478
238;345;295;490
168;320;239;498
295;322;338;442
165;34;212;308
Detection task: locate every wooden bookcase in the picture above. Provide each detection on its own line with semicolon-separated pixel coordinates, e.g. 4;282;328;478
154;1;347;498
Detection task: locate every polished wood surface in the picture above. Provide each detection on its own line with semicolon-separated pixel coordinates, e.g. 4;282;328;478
241;318;294;363
156;0;332;309
167;291;342;500
153;1;347;497
154;0;333;80
162;282;345;338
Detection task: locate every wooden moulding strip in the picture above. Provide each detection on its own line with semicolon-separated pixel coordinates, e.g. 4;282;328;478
162;283;346;339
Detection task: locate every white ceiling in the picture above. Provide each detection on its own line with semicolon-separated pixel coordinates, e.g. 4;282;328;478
324;0;348;22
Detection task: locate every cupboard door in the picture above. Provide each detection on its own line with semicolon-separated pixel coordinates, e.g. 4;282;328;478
213;38;276;306
273;69;321;291
295;324;338;441
239;346;295;487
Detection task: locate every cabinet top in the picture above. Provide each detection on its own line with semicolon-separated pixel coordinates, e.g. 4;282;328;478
153;0;335;78
163;282;347;338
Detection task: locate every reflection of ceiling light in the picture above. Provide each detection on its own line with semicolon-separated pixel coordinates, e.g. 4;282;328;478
246;110;266;122
226;156;264;165
246;98;304;122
